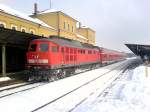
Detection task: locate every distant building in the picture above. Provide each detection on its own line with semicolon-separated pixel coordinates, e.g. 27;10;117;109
77;27;95;45
31;9;78;41
0;3;96;45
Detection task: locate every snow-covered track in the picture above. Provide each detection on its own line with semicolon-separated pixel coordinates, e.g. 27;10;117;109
0;82;47;99
31;59;137;112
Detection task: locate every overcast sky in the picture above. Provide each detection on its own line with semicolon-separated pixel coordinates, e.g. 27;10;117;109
0;0;150;52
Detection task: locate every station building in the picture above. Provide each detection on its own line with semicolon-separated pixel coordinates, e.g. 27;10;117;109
77;27;95;45
30;3;96;45
0;3;96;45
0;3;96;76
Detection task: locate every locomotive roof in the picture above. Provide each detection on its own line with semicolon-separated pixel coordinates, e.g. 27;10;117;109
33;36;99;50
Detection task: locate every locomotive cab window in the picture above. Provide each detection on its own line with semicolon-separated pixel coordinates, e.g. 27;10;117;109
39;44;49;52
29;44;37;52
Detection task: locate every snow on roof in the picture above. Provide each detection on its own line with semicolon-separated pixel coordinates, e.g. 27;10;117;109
39;9;59;14
81;26;89;28
76;34;88;40
0;4;55;30
38;9;78;22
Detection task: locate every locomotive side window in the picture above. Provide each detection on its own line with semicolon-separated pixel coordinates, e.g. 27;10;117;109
52;46;59;52
40;44;49;52
30;44;37;52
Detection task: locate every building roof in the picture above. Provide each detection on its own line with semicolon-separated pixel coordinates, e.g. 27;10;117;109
78;26;95;32
76;34;88;40
0;4;55;30
37;9;78;22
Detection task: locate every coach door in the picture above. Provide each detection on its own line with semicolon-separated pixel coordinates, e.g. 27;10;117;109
61;47;65;65
51;44;60;67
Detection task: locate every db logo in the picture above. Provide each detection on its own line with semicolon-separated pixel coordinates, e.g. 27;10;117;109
32;55;39;59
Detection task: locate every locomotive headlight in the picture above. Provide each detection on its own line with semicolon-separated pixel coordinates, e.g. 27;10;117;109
38;59;48;64
28;59;48;64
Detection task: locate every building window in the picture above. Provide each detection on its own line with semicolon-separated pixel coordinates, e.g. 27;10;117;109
0;21;6;28
64;22;66;29
0;24;4;28
29;29;35;34
21;27;26;32
22;29;25;32
11;24;17;30
72;26;74;32
68;24;70;31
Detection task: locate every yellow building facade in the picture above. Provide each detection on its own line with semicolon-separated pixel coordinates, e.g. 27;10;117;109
0;6;57;38
77;27;95;45
0;4;96;45
31;10;77;40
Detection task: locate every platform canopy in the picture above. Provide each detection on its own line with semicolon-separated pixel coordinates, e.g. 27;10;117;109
0;27;41;49
125;44;150;58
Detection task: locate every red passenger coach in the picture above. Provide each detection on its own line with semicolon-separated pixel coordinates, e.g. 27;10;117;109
100;48;126;64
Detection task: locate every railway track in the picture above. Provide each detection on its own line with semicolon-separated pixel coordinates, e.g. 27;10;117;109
0;67;99;98
31;59;139;112
0;61;123;98
0;82;47;99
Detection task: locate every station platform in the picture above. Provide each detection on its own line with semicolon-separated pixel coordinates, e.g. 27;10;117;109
0;77;11;82
125;44;150;61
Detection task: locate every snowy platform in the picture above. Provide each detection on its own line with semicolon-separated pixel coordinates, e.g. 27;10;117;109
72;65;150;112
0;77;11;82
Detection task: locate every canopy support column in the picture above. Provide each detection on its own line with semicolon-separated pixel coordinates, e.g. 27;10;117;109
2;45;6;77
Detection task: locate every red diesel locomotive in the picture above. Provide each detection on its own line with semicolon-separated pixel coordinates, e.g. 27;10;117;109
26;36;126;81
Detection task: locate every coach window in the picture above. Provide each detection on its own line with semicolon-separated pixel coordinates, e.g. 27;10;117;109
74;49;77;54
70;48;73;54
78;50;80;54
40;44;49;52
66;48;69;53
61;47;64;53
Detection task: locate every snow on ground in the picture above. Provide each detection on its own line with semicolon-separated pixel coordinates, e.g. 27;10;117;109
73;65;150;112
0;77;11;82
0;60;129;112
